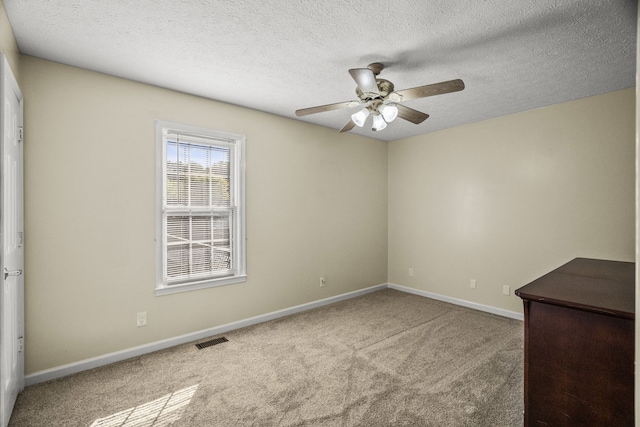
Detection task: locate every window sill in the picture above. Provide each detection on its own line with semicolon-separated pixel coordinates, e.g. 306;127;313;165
155;274;247;296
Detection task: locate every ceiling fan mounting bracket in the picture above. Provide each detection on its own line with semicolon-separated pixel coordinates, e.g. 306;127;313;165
367;62;384;76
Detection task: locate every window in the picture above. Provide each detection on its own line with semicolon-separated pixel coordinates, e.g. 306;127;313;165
156;120;246;295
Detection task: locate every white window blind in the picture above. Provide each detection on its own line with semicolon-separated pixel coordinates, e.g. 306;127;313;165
156;121;246;295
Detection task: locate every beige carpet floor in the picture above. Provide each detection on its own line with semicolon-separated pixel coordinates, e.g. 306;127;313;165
9;289;524;426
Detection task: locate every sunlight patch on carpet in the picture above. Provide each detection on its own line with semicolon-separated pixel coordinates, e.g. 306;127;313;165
89;384;199;427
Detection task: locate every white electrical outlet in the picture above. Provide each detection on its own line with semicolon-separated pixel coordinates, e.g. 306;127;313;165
319;276;326;288
470;279;477;289
137;312;147;327
408;268;414;277
503;285;510;296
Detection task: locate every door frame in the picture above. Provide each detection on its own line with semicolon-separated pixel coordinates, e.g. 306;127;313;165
0;53;25;427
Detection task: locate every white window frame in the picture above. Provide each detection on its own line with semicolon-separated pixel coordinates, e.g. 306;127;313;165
155;120;246;296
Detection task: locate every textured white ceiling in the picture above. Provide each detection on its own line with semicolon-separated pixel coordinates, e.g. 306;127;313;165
4;0;637;141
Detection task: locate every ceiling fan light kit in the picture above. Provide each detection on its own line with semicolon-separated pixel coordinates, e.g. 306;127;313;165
379;103;398;123
295;62;465;134
371;113;387;131
351;108;370;127
352;102;398;131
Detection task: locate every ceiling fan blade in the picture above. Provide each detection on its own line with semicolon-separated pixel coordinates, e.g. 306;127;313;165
295;101;359;117
339;119;356;133
393;79;465;102
397;104;429;124
348;68;380;96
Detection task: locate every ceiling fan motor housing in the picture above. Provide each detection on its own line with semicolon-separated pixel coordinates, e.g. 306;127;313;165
356;79;394;101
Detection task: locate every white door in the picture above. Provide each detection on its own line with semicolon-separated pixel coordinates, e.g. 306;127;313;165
0;54;24;427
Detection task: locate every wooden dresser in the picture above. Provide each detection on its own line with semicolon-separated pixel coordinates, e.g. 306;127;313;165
515;257;634;426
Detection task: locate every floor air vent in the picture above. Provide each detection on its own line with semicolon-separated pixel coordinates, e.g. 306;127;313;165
196;337;228;350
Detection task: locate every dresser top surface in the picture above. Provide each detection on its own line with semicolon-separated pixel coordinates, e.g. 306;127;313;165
514;258;635;318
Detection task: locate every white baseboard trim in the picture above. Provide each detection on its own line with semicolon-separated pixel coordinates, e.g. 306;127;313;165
25;283;387;386
26;282;521;386
387;283;524;321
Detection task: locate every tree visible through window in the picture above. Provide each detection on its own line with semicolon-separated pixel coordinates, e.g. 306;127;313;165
156;121;246;295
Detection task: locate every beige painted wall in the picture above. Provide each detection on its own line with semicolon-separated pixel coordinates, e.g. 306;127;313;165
16;54;639;375
20;56;388;374
0;0;20;80
389;88;636;313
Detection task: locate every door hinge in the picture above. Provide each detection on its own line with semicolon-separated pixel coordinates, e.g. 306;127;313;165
4;268;22;280
18;336;23;353
18;126;23;143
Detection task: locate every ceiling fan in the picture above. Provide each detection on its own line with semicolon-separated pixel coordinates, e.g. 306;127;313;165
295;63;465;133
